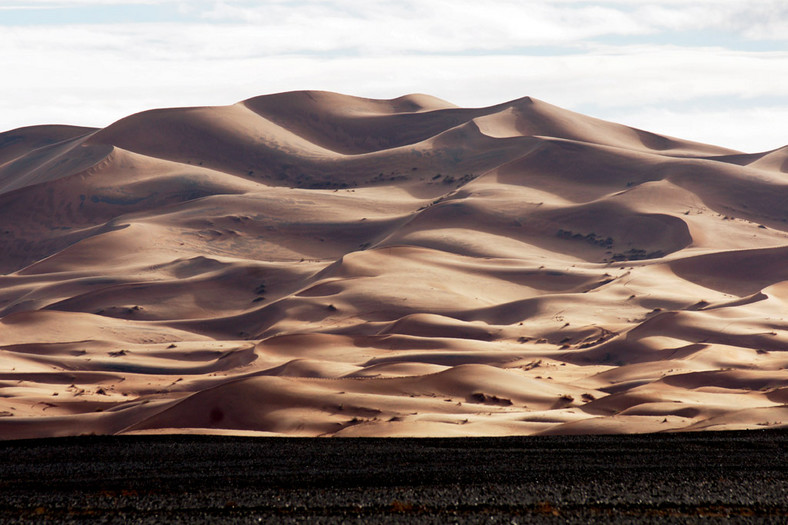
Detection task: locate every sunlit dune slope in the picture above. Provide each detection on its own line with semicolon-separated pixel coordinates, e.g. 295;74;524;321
1;91;786;439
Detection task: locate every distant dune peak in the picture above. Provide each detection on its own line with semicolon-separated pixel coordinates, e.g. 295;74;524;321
1;91;786;440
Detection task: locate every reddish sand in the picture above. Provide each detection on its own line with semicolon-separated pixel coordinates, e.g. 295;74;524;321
1;91;787;439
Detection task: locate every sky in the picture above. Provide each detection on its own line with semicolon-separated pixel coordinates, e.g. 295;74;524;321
1;0;786;153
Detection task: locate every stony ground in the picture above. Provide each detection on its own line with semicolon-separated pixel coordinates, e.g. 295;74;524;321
0;429;786;523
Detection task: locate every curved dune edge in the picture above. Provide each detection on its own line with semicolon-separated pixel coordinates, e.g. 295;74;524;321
1;91;787;440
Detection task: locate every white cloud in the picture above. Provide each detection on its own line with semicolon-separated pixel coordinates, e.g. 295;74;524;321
0;1;175;5
607;105;788;153
2;39;786;152
0;1;786;153
193;0;788;44
194;1;652;49
634;1;788;39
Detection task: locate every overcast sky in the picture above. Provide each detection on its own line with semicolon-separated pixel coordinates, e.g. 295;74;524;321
1;0;786;152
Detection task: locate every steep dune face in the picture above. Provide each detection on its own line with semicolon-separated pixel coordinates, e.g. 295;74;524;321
1;91;786;440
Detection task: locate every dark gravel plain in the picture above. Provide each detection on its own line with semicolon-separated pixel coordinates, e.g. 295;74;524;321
0;429;785;523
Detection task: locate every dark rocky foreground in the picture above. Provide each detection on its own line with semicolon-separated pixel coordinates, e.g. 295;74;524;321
0;429;785;523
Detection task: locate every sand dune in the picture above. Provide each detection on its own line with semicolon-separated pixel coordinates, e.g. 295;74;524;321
1;91;787;440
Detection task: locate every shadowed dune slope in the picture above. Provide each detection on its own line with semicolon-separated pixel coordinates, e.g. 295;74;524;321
1;91;787;440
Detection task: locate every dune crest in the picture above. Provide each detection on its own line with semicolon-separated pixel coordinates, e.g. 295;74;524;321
1;92;787;440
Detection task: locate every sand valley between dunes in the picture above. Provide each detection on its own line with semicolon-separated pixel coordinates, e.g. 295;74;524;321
1;91;787;439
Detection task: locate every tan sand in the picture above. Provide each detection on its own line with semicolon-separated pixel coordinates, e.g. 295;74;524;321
0;91;786;439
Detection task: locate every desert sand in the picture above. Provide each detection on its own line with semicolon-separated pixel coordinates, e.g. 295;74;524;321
0;91;787;440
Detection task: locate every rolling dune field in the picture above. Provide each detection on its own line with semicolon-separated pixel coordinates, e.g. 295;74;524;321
1;91;787;439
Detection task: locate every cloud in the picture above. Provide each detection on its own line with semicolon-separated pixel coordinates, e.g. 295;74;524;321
607;105;788;153
0;0;176;5
5;22;784;100
194;1;655;51
0;1;786;153
2;35;786;152
192;0;788;45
